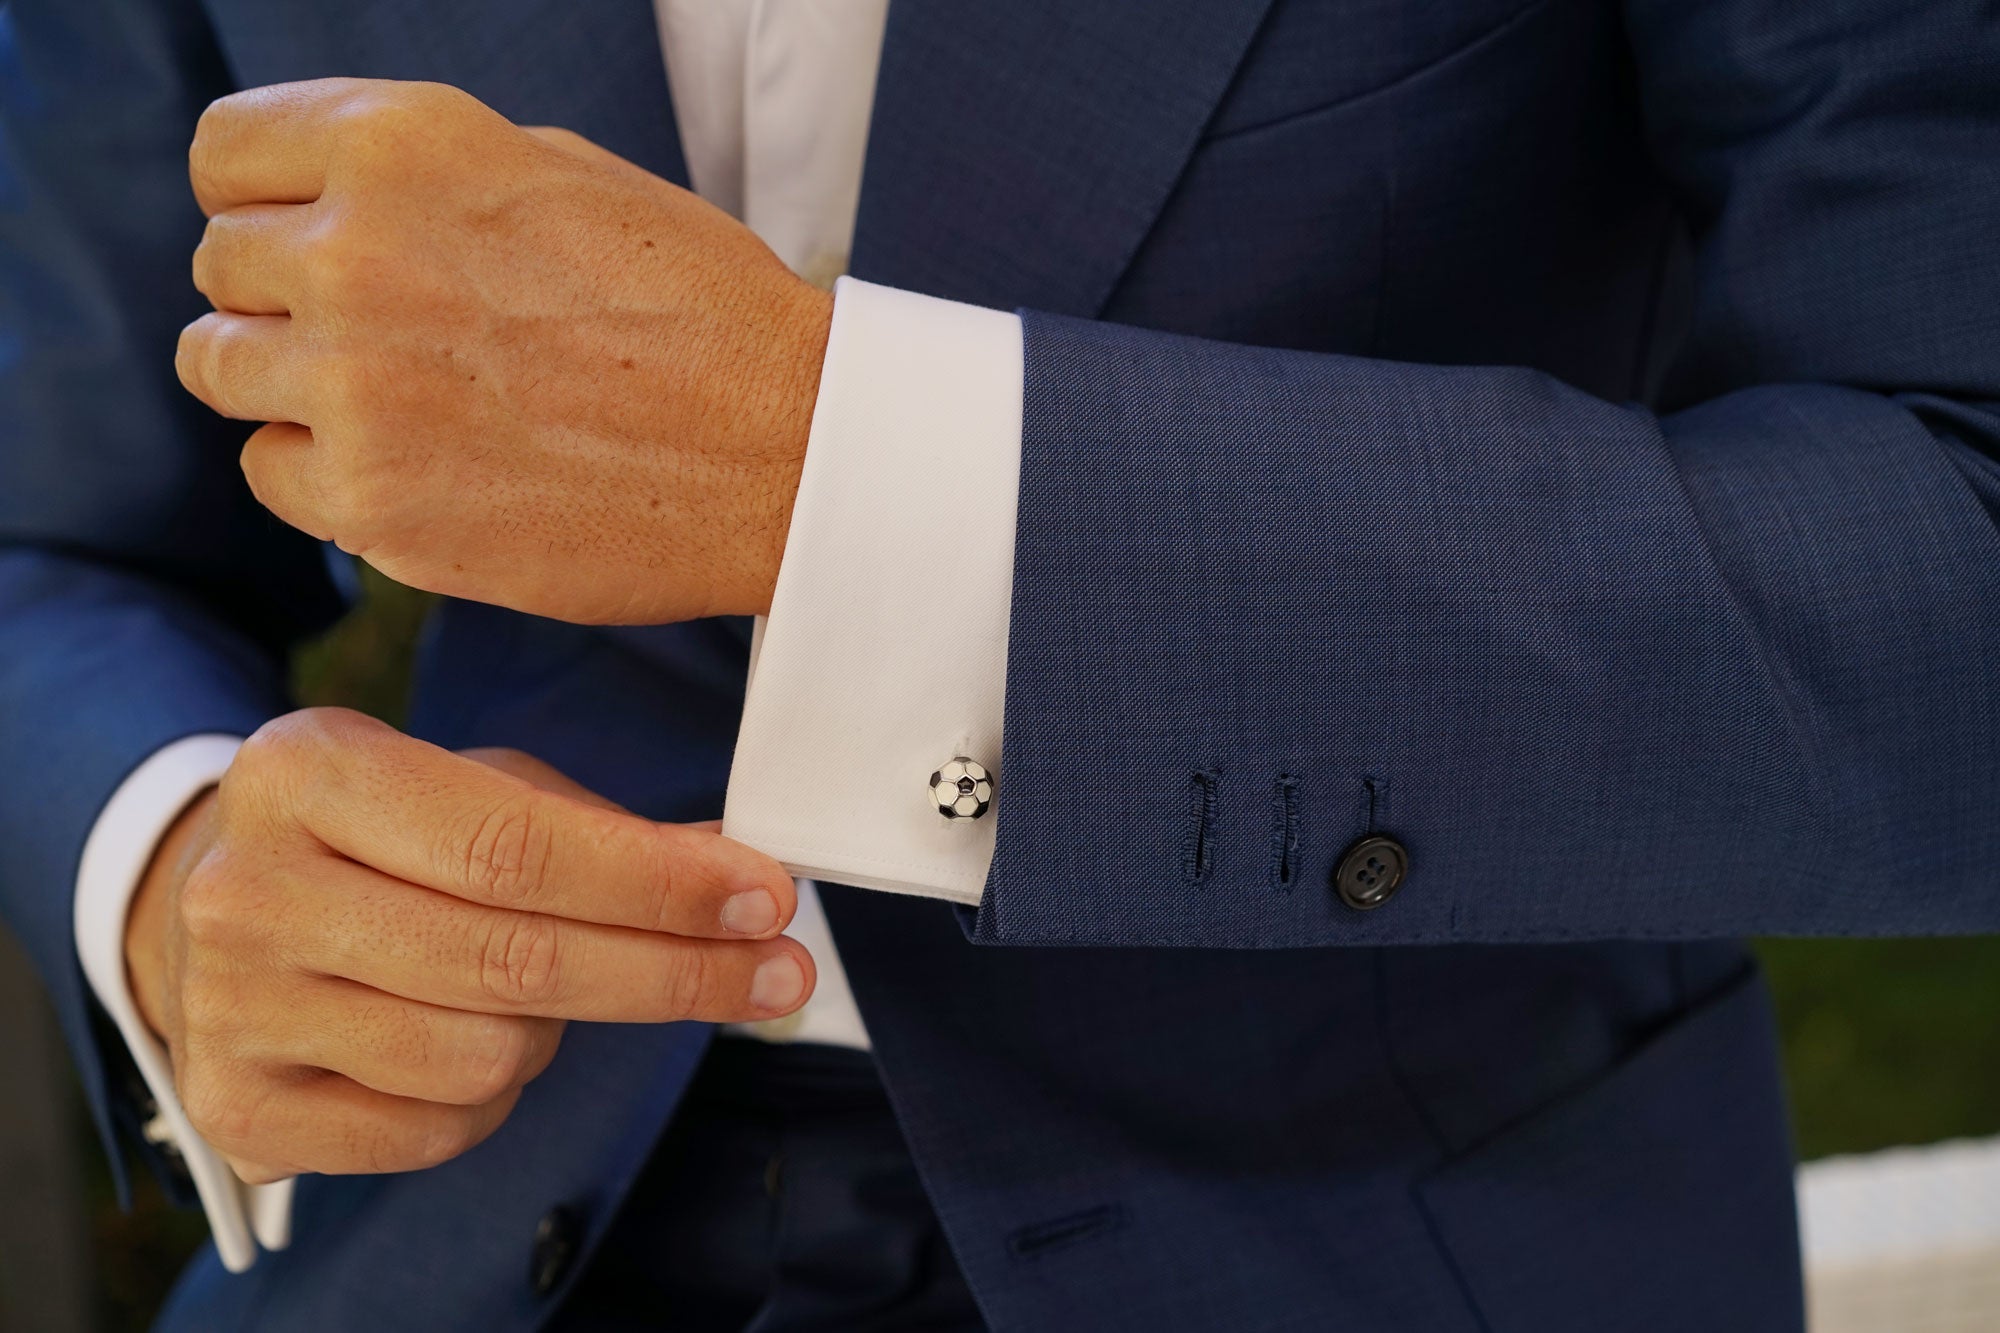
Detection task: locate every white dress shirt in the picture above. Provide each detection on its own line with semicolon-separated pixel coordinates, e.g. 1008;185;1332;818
71;0;1022;1272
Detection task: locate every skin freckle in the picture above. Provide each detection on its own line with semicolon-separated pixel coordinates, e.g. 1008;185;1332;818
620;358;635;371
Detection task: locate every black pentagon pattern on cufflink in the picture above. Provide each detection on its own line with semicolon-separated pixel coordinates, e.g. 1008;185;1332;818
930;756;994;819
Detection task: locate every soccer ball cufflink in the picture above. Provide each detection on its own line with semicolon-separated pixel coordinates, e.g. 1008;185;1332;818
930;757;994;820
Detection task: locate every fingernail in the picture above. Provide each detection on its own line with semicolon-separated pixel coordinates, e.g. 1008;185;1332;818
750;954;804;1012
721;890;778;936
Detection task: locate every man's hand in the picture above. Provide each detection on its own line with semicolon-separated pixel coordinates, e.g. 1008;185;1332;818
123;708;813;1183
175;79;834;625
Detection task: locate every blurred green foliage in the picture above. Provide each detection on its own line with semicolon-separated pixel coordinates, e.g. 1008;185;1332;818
289;564;436;724
85;569;2000;1328
1760;937;2000;1160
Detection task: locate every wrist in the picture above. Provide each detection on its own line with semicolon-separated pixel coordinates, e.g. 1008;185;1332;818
731;280;833;617
125;787;217;1043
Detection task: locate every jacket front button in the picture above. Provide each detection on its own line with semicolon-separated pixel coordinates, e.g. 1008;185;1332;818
529;1206;582;1297
1335;835;1408;910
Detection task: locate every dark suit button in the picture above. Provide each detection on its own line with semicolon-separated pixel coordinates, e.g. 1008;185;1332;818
529;1206;582;1296
1335;835;1407;910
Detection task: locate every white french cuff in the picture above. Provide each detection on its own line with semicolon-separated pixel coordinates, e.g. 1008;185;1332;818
724;277;1024;905
74;733;293;1274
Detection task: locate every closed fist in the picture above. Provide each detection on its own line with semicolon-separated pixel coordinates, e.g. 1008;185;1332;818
176;78;832;626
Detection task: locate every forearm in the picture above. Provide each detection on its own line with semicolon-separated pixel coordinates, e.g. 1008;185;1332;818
968;316;2000;947
957;0;2000;948
726;278;1997;947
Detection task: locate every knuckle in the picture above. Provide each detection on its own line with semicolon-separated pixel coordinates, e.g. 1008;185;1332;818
233;718;311;795
203;321;251;409
662;945;716;1019
176;857;242;945
520;1019;563;1081
308;705;380;745
233;707;379;821
239;711;314;768
425;80;476;108
477;913;562;1009
187;100;232;196
318;386;406;505
346;1120;419;1175
180;1066;262;1152
224;729;301;820
192;90;245;143
190;97;224;149
312;350;369;413
300;225;394;314
458;747;531;776
173;321;201;387
256;706;374;762
332;86;454;168
453;1017;533;1104
297;224;349;300
237;432;291;519
190;230;220;299
191;211;253;293
333;87;408;138
375;998;438;1073
408;1128;466;1168
233;717;297;774
400;81;480;131
463;799;553;907
176;967;240;1036
175;317;230;410
436;1119;489;1167
413;1110;483;1170
326;436;401;525
328;510;386;561
640;836;677;934
402;81;470;115
229;1157;289;1187
307;464;368;545
297;452;381;552
331;84;485;184
182;971;288;1059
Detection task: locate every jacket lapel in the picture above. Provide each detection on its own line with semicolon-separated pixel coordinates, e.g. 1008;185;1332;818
850;0;1276;316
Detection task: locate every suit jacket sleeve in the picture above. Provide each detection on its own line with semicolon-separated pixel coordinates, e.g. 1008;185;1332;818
969;0;2000;947
0;0;340;1168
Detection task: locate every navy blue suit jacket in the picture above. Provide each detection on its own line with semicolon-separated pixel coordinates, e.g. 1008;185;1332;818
4;0;1997;1328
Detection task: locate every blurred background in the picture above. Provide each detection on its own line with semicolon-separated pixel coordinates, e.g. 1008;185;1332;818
2;572;1997;1331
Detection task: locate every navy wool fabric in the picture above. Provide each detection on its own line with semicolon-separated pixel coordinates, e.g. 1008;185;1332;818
1;0;1995;1329
548;1039;983;1332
